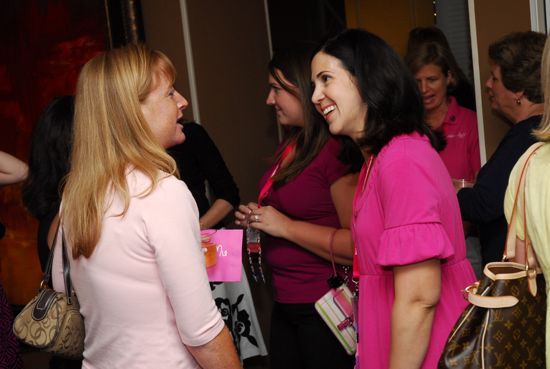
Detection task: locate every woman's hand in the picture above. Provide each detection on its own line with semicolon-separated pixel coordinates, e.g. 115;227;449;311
235;202;291;238
247;205;292;239
234;202;259;228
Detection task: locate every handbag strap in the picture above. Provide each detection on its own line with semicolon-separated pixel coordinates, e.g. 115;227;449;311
61;229;75;302
328;228;338;276
41;221;76;301
42;222;60;288
503;143;543;270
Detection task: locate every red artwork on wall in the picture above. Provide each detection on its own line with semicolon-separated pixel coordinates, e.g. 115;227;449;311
0;0;108;304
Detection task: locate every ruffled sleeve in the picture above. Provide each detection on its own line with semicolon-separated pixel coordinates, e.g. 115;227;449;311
378;223;454;266
375;141;455;266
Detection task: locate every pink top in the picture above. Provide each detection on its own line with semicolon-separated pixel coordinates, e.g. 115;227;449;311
53;170;225;369
260;137;350;303
352;133;476;369
438;97;480;181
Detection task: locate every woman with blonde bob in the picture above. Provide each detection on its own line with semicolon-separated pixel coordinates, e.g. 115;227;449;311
505;35;550;367
52;44;242;369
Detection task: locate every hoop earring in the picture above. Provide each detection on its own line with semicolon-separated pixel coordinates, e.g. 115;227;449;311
516;98;521;105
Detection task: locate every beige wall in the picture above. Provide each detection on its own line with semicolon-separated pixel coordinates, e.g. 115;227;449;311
140;0;276;349
470;0;532;159
140;0;277;204
344;0;434;55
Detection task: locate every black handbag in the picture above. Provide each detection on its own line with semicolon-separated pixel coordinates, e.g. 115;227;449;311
13;225;85;359
439;143;546;368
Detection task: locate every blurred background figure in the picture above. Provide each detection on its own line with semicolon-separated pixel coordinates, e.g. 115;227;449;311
168;120;240;230
458;31;546;266
406;36;481;276
406;41;480;184
407;26;476;111
0;150;26;369
23;96;74;272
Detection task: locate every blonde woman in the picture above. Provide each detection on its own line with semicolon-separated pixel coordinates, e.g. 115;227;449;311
52;44;241;369
504;35;550;367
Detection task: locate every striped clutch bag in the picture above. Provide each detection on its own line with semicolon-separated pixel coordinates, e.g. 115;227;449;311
315;284;357;355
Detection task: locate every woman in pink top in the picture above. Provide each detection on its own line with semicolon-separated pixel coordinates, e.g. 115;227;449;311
52;44;241;369
311;29;476;369
405;41;481;183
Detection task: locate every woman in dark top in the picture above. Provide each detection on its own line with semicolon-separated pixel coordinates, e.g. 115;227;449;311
457;31;545;265
168;121;240;229
23;96;74;271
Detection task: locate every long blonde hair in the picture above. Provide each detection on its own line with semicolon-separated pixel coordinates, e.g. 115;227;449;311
62;44;179;258
536;36;550;141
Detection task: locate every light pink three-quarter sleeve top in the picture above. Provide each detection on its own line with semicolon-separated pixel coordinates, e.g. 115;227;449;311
52;170;225;369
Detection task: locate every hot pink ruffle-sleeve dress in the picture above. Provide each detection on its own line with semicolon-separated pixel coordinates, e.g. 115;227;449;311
352;133;476;369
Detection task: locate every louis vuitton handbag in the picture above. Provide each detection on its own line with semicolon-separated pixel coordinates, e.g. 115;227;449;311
439;144;546;369
13;225;85;359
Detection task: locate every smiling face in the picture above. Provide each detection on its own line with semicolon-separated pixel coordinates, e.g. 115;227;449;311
485;61;519;121
265;69;304;127
414;63;450;116
140;71;188;149
311;51;367;140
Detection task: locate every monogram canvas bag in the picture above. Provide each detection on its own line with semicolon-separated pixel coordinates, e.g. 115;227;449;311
438;143;546;369
13;226;84;359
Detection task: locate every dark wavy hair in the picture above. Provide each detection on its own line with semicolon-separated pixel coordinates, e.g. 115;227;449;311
489;31;546;103
23;96;74;220
269;43;360;185
318;29;440;154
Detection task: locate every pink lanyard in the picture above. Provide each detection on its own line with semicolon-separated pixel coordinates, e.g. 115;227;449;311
257;141;295;205
352;155;375;280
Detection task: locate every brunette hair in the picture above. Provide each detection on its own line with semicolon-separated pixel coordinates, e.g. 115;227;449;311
62;44;178;258
406;26;451;54
318;28;440;154
488;31;546;103
268;44;332;186
23;96;74;220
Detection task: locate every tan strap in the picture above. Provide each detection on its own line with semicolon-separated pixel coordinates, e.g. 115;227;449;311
504;143;543;269
468;293;519;308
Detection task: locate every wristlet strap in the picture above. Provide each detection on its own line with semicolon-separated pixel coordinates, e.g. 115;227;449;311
328;228;338;276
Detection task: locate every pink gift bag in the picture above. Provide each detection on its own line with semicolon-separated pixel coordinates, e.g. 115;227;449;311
201;229;243;282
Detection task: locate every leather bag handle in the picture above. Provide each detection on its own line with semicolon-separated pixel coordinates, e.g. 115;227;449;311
503;143;542;264
40;221;76;303
502;143;543;296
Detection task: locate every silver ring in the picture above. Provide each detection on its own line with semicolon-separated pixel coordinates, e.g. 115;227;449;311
254;214;259;222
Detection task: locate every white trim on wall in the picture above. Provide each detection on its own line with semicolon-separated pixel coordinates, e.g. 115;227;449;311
179;0;201;123
530;0;547;32
467;0;487;164
263;0;283;143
